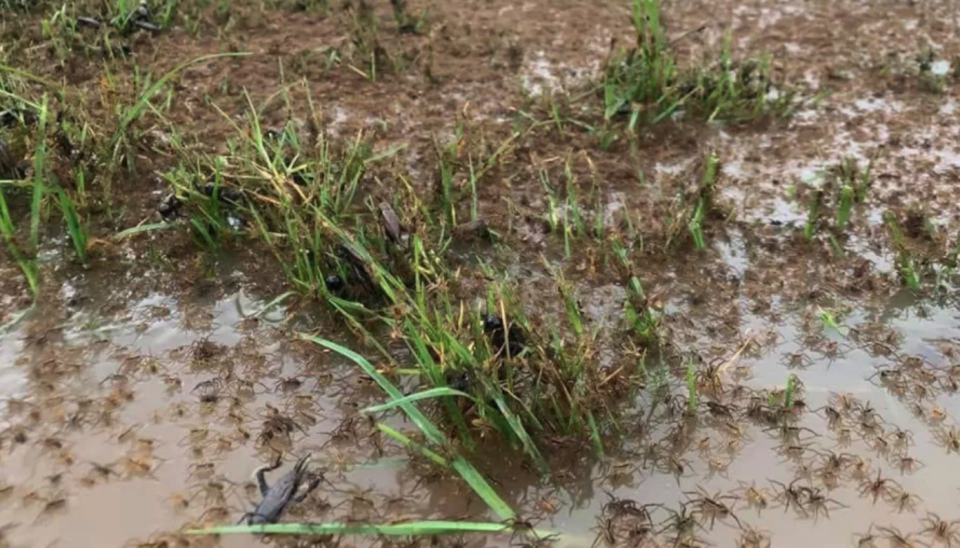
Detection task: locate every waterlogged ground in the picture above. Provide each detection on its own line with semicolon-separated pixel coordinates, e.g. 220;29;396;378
4;226;960;547
2;0;960;545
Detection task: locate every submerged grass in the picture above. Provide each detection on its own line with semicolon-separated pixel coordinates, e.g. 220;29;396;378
883;210;921;290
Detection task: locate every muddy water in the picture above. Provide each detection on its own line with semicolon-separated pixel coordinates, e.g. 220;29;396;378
1;235;959;548
0;285;487;548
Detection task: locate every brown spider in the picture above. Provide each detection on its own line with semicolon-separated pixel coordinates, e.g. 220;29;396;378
893;491;923;514
921;512;960;546
896;455;924;475
257;407;307;448
601;494;656;523
274;376;304;392
683;487;741;529
799;486;846;522
877;526;925;548
887;426;914;450
934;426;960;453
769;478;807;517
859;469;902;504
816;405;844;428
656;503;708;546
854;524;879;548
737;525;771;548
736;481;770;514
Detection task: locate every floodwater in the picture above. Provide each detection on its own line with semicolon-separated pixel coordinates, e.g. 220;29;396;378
2;221;960;548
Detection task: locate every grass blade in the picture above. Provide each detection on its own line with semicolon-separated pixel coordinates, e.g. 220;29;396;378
30;95;49;255
111;52;252;160
188;521;552;537
363;387;474;414
376;423;448;466
113;222;177;241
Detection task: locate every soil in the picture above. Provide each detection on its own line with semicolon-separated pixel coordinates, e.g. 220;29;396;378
1;0;960;546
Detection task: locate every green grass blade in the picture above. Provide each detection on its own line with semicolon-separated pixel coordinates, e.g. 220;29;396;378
188;521;553;537
585;409;604;458
476;376;550;474
30;95;49;255
376;423;448;466
302;336;516;520
112;52;251;159
0;64;62;90
836;185;854;231
250;291;296;319
363;387;474;414
113;222;177;241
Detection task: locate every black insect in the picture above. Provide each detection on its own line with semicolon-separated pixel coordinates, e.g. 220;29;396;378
76;16;102;28
202;183;245;205
0;108;37;128
483;314;526;358
444;369;471;392
0;139;24;181
324;275;344;294
157;194;181;220
242;454;322;525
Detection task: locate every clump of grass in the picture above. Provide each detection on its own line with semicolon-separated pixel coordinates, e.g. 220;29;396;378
835;184;854;232
0;92;48;297
664;152;721;250
884;210;921;290
603;0;792;130
344;3;389;81
0;187;40;297
803;189;823;242
56;188;87;263
687;152;719;250
835;156;873;204
111;52;250;166
163;88;652;471
308;337;517;521
784;374;796;409
947;230;960;267
613;240;660;345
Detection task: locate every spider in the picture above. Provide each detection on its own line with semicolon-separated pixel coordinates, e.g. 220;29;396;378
920;512;960;547
770;479;807;517
934;426;960;453
257;408;307;448
896;455;924;475
656;503;708;546
737;525;771;548
877;526;925;548
683;487;741;529
815;405;844;428
893;491;922;514
274;376;304;392
799;486;846;522
859;469;902;504
735;481;771;514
